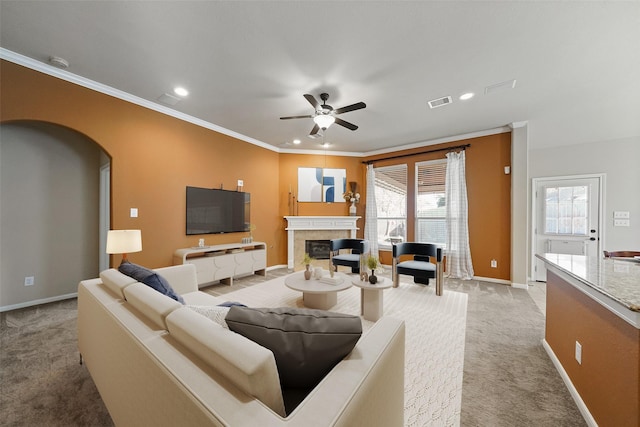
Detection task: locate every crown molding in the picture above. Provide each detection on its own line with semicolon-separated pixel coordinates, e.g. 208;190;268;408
0;48;279;153
362;126;512;157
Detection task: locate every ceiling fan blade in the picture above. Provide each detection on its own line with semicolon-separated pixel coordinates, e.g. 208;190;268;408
303;94;320;110
280;115;313;120
334;102;366;115
335;117;358;131
309;124;320;136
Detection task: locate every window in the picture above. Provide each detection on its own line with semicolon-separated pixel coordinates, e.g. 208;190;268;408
374;164;407;248
416;160;446;245
544;185;588;236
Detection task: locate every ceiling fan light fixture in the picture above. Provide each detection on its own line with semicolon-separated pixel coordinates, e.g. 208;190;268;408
313;114;335;129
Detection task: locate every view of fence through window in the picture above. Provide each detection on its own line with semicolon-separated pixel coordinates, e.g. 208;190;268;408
416;160;447;245
544;185;588;235
374;165;407;248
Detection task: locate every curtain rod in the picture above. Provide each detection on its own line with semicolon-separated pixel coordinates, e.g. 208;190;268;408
362;143;471;165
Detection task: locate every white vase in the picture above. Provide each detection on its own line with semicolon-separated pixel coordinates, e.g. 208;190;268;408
349;201;356;216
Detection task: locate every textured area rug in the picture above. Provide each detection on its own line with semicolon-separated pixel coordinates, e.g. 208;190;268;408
203;275;468;426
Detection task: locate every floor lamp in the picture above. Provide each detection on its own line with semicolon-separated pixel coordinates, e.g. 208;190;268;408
106;229;142;265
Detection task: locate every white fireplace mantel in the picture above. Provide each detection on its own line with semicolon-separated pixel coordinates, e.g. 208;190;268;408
285;216;360;269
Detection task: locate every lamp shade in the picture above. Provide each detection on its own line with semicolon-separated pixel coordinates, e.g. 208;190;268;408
106;230;142;254
313;114;335;129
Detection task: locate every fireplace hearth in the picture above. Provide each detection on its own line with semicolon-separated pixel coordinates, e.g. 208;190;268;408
305;240;330;260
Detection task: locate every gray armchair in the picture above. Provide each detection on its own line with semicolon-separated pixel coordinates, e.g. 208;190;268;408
330;239;370;274
392;242;444;295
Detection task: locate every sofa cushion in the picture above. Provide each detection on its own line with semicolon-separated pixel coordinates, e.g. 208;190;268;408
166;307;286;417
124;282;183;330
100;268;137;299
119;261;185;304
225;306;362;389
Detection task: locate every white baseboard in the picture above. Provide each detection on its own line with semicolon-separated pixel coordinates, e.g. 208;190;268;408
267;264;288;271
472;276;512;286
0;292;78;313
510;282;529;289
542;339;598;427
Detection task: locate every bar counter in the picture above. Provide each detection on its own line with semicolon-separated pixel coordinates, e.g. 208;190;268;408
537;253;640;327
537;253;639;427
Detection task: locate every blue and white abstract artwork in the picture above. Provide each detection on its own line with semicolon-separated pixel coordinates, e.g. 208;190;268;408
297;167;346;203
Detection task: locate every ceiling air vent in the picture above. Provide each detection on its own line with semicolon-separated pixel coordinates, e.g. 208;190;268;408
157;93;181;106
428;96;452;109
485;79;517;95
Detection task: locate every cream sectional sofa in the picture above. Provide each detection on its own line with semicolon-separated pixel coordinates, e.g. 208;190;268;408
77;263;406;426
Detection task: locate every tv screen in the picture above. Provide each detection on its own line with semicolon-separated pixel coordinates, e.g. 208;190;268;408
186;186;250;235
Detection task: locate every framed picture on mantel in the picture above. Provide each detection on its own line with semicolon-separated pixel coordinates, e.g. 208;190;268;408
298;167;346;203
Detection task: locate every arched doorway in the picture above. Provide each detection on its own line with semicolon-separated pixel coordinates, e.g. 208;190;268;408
0;120;110;311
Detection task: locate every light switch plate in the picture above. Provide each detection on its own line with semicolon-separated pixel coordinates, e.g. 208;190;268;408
613;211;630;219
614;219;630;227
130;208;138;218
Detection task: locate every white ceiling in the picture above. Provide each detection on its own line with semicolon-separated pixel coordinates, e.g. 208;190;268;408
1;1;639;154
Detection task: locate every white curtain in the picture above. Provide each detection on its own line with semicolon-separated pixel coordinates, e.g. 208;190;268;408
445;151;474;279
364;164;379;258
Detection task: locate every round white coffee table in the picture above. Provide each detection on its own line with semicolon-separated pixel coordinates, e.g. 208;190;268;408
285;272;352;310
351;276;393;321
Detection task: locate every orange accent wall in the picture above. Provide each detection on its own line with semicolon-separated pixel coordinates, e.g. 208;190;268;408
546;270;640;426
2;59;511;280
363;134;511;280
1;60;280;268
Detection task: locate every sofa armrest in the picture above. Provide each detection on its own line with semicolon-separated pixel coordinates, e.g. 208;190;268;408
154;264;198;295
287;316;405;426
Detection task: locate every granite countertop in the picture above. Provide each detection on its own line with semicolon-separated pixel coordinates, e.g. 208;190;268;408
537;253;640;313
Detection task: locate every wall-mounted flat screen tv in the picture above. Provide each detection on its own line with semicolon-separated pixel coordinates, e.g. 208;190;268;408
186;186;250;235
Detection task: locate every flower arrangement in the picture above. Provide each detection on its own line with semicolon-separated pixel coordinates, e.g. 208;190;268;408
343;191;360;203
301;253;315;266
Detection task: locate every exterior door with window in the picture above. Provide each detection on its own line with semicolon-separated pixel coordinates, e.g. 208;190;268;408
533;176;602;281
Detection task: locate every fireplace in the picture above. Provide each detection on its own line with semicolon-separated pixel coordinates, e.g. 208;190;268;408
284;216;360;270
305;240;330;260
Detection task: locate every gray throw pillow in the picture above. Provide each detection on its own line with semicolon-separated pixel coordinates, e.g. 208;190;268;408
225;306;362;389
118;261;185;304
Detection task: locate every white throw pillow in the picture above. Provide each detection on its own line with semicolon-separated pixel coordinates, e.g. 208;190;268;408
186;305;230;329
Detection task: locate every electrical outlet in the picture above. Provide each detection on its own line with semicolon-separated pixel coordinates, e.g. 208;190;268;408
24;276;35;286
490;259;497;268
575;341;582;365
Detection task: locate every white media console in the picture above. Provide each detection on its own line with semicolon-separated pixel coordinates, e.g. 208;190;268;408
173;242;267;287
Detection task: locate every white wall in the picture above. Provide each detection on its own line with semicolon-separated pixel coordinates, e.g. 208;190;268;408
0;122;102;310
529;136;640;251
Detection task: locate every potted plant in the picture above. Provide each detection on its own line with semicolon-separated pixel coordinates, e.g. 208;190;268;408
366;255;381;284
301;253;315;280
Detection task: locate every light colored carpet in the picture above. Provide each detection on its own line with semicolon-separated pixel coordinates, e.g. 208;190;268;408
202;274;469;427
1;269;586;426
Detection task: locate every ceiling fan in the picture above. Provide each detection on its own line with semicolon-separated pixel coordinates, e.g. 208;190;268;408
280;93;366;136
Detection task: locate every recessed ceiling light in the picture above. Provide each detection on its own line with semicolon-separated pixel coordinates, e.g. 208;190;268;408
293;139;301;145
321;142;331;148
459;92;474;100
173;87;189;97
